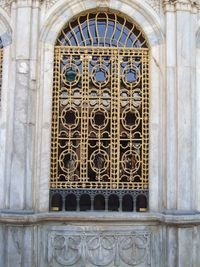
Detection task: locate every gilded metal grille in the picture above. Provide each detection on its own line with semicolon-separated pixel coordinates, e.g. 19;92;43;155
50;12;149;211
57;12;148;48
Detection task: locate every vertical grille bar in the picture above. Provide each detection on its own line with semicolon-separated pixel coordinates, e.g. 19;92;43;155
50;48;60;188
110;53;120;189
142;51;149;189
80;54;89;185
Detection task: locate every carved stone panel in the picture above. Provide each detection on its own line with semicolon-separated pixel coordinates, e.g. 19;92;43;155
46;229;152;267
43;0;58;9
145;0;162;13
0;0;13;15
43;0;163;14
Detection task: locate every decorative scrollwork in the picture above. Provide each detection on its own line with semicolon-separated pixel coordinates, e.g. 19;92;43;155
59;150;78;173
91;107;109;130
122;150;141;174
61;106;79;130
122;64;141;88
122;107;141;131
62;62;80;87
90;149;109;174
91;64;110;87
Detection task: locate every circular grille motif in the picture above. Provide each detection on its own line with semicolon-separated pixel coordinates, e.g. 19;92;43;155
90;150;109;173
61;106;79;129
122;65;140;87
122;151;140;174
62;63;80;86
122;108;140;130
91;108;109;130
59;150;78;173
91;64;109;87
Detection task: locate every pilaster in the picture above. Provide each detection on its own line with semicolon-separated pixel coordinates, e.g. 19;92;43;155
196;34;200;211
163;0;197;211
164;1;198;266
164;1;177;210
5;0;40;210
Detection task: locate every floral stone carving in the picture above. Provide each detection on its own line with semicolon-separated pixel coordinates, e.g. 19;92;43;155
47;230;151;266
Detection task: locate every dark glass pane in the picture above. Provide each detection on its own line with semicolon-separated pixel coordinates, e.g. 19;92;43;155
122;195;133;211
94;195;105;210
80;194;91;211
65;194;77;211
108;195;119;211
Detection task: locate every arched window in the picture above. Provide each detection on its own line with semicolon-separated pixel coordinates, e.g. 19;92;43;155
50;12;149;212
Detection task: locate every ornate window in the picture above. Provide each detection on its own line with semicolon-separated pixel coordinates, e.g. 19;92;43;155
50;12;149;212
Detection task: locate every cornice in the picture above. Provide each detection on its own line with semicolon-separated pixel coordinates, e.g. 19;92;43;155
1;211;200;226
41;0;163;14
163;0;200;12
0;0;162;15
0;0;42;15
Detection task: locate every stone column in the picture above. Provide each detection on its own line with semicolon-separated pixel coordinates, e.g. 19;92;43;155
5;0;40;211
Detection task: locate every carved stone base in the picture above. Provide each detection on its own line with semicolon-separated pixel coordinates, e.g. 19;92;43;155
47;229;151;267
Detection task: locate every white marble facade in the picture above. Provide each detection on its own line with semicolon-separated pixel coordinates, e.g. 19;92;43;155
0;0;200;266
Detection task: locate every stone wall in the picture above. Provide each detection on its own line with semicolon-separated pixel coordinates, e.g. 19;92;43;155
1;213;200;266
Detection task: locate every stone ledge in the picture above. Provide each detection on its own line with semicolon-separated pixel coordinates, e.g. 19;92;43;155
0;211;200;226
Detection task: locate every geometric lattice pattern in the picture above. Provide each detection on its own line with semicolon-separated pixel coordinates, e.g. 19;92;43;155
50;12;149;193
51;47;149;190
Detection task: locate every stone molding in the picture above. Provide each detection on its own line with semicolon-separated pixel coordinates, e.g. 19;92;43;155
42;0;162;14
0;0;144;15
0;0;42;15
162;0;200;11
48;230;151;266
1;212;200;226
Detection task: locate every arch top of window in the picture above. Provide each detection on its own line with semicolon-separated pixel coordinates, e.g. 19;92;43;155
56;12;149;48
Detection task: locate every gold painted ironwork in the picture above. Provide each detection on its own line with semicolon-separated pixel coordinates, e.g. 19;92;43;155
57;12;148;48
50;12;149;191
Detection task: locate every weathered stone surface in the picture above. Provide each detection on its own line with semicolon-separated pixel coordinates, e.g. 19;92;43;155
47;229;151;266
